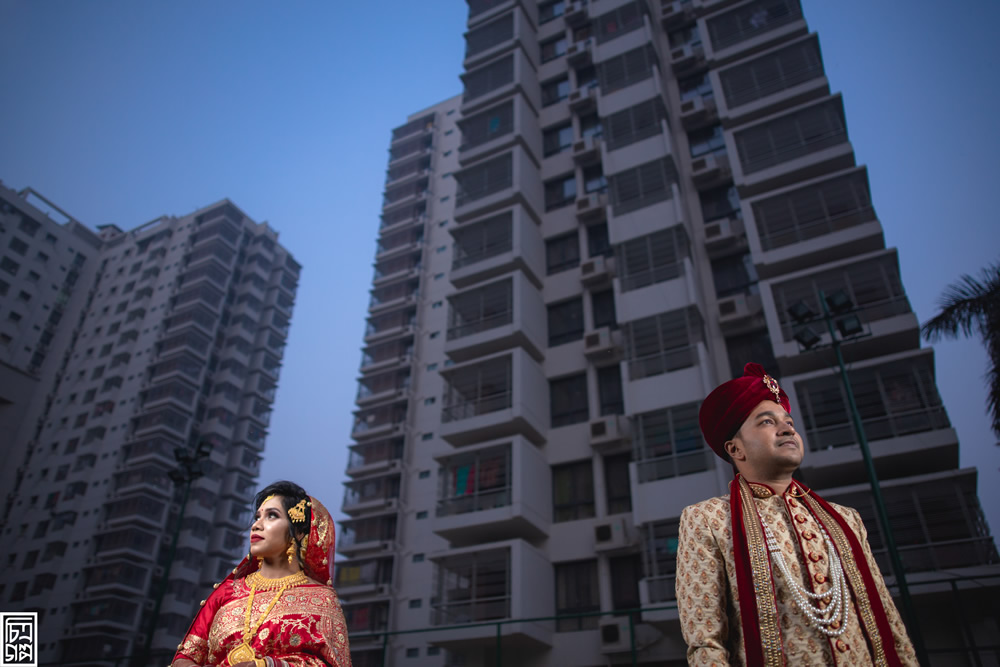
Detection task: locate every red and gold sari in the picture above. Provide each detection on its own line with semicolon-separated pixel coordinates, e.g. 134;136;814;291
172;497;352;667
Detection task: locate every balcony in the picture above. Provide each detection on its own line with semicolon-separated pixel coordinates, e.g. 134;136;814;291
445;273;545;362
454;146;543;224
702;0;807;67
338;513;398;557
346;438;404;478
364;320;415;345
334;556;394;598
744;166;883;279
450;207;544;289
440;349;548;446
359;349;412;376
731;95;854;197
82;561;150;597
430;541;552;651
342;473;402;516
352;402;408;442
433;437;550;547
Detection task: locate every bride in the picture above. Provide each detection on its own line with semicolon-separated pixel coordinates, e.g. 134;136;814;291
171;481;351;667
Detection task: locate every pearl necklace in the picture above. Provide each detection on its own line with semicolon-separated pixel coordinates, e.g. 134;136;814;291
759;511;851;637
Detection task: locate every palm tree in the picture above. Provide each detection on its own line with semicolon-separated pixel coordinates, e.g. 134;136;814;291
921;261;1000;436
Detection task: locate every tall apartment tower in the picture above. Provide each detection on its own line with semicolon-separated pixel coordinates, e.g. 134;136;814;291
0;186;300;664
337;1;1000;665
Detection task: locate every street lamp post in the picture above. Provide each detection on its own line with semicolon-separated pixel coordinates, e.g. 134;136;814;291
138;439;212;666
790;290;928;665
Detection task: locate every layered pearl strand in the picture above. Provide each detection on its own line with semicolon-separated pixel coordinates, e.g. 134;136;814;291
760;514;851;637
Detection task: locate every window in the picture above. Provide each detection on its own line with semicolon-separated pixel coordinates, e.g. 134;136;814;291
633;402;708;481
606;99;667;150
699;184;740;222
586;223;612;258
545;233;580;275
624;306;703;380
579;112;602;139
610;553;643;617
595;1;644;43
463;55;514;102
455;153;513;207
678;72;714;102
8;237;28;256
541;76;571;107
795;354;949;451
550;373;588;427
751;169;873;250
552;460;594;522
576;65;597;90
725;330;777;379
734;98;847;175
598;45;658;95
543;124;574;157
541;35;568;62
1;256;20;276
548;298;584;347
465;12;513;57
609;158;675;215
706;0;803;51
582;165;606;194
604;453;632;513
448;279;513;340
720;36;822;108
688;124;726;158
539;0;565;23
18;216;40;236
617;226;689;292
544;174;577;211
597;365;623;416
406;648;419;658
459;101;514;151
644;519;681;602
668;24;701;49
555;560;599;631
711;252;757;298
7;311;22;323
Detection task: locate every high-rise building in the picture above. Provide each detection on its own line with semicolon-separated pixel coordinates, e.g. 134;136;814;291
0;184;300;663
337;2;1000;666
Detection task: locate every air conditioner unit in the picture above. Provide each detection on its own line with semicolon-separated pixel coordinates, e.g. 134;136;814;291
572;135;601;164
564;0;589;25
691;152;731;186
594;517;637;552
661;0;695;27
599;617;662;654
670;43;704;72
589;415;629;449
679;95;717;128
704;215;746;256
580;255;614;286
718;292;764;333
566;38;592;66
575;192;607;222
584;327;622;362
568;85;597;111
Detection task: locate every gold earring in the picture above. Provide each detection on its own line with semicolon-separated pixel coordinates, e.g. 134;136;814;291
287;542;296;565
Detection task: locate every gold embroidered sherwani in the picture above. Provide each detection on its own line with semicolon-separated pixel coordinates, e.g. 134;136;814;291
676;487;917;666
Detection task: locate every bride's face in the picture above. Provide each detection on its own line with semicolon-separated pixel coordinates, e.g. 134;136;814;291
249;495;292;560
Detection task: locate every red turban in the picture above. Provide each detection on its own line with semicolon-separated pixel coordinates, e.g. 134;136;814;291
699;362;790;458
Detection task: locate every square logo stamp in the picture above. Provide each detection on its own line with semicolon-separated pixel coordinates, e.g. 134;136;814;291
0;612;37;667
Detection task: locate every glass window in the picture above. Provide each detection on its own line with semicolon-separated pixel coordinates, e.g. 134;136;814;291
544;174;577;211
555;560;599;631
548;298;585;347
597;365;624;415
688;124;726;158
579;112;603;139
575;65;597;89
699;185;740;222
552;460;595;521
541;35;569;63
539;0;566;23
583;164;607;194
546;233;580;275
543;124;574;157
550;373;589;427
542;76;571;107
586;223;612;258
604;453;632;513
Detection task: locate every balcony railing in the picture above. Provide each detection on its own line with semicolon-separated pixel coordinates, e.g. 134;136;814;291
636;449;714;483
446;310;513;341
627;345;697;381
432;594;510;626
441;390;512;423
805;406;950;452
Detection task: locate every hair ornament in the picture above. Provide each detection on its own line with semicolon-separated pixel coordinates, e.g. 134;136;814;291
288;498;308;523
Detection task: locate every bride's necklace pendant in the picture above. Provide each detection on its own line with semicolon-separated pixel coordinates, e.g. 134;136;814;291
228;641;256;665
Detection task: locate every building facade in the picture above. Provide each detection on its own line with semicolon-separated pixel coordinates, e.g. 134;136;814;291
0;185;299;664
336;1;1000;665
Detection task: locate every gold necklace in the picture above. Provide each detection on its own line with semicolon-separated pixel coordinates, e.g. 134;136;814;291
227;570;308;665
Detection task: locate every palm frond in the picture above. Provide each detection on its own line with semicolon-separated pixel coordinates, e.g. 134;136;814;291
921;262;1000;342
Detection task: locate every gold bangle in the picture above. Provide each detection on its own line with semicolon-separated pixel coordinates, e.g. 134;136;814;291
254;659;266;667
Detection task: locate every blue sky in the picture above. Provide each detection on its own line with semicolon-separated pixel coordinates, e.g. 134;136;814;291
1;0;998;537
